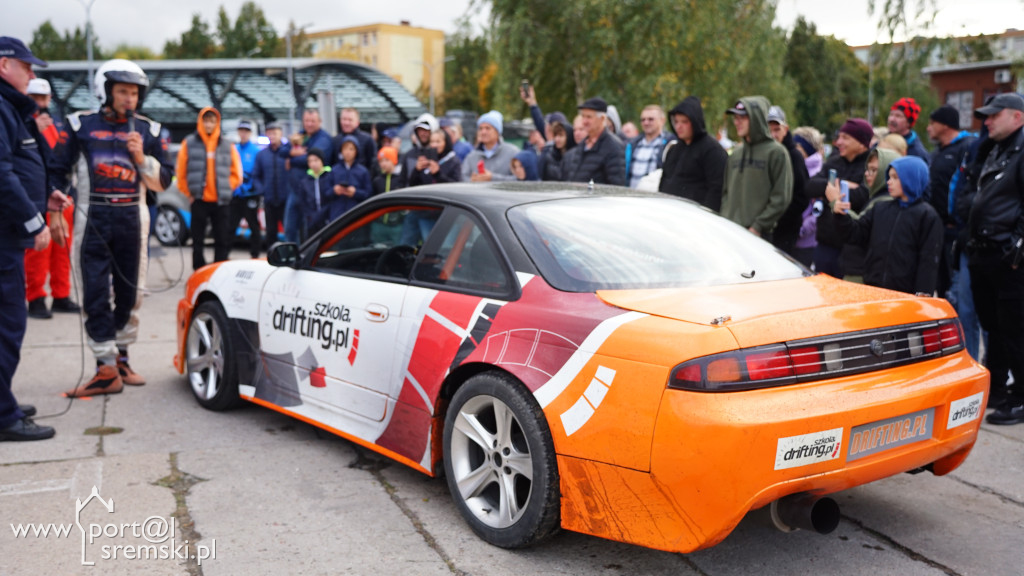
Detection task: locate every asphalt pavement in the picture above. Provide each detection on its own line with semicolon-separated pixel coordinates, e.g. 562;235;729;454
1;243;1022;576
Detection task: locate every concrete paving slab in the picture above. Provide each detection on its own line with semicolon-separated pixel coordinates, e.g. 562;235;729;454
1;453;183;575
378;462;700;576
180;434;451;576
687;508;947;576
843;469;1024;576
949;426;1024;505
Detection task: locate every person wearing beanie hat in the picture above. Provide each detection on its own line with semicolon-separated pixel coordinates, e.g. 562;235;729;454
462;110;520;182
832;155;942;296
804;117;873;278
925;104;977;297
373;146;402;195
839;118;874;149
888;97;931;163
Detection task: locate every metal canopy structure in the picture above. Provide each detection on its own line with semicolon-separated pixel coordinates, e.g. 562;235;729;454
37;58;426;135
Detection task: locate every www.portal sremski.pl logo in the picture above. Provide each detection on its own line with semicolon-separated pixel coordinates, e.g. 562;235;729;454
9;486;216;566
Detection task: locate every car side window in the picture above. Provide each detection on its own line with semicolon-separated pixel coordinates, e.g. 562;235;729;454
413;210;511;294
313;206;442;278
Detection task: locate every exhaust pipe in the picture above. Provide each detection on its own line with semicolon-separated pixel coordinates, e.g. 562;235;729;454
770;493;840;534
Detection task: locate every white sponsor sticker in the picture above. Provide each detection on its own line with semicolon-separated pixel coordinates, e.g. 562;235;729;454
947;392;984;430
774;427;844;470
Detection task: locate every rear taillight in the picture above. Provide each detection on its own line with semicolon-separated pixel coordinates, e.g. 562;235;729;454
670;319;964;392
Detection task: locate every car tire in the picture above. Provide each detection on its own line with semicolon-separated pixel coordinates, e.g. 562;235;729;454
154;205;189;247
185;301;241;411
443;372;560;548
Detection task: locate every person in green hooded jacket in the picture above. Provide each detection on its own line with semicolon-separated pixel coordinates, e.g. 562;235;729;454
721;96;793;240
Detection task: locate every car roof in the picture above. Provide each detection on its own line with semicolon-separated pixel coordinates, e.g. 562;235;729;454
375;181;667;215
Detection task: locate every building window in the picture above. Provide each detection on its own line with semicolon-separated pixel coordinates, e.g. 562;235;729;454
363;33;369;46
946;91;973;129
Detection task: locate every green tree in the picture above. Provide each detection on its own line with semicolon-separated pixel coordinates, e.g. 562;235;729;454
940;34;996;64
867;0;940;134
110;44;159;61
444;14;493;113
270;20;312;58
483;0;794;134
784;17;869;134
215;1;281;58
30;19;103;61
163;13;217;59
29;21;67;60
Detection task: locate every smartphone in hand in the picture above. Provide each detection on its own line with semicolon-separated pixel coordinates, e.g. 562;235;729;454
839;180;849;213
828;168;837;187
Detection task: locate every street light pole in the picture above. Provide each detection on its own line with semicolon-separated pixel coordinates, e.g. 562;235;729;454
414;55;454;116
78;0;97;105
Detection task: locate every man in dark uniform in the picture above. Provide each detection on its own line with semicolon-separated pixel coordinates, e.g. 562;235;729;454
0;37;71;440
966;93;1024;424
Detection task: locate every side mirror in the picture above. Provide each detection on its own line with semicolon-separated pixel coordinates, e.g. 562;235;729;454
267;242;301;268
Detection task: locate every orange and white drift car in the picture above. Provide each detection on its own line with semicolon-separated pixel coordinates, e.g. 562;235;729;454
174;183;988;553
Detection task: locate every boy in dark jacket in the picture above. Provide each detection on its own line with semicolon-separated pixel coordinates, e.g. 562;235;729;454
832;155;943;295
327;136;371;222
298;148;334;238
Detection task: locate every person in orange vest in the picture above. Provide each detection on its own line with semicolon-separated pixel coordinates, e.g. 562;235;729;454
175;107;242;270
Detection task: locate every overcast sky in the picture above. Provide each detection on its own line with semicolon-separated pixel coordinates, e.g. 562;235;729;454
7;0;1021;54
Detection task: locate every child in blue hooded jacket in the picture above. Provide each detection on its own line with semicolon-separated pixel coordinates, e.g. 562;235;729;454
511;149;541;181
832;155;943;295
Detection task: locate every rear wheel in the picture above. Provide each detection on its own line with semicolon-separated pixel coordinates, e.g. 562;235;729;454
443;372;560;548
186;301;241;410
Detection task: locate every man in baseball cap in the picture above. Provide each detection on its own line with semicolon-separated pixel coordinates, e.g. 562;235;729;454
974;93;1024;120
966;91;1024;424
0;36;67;441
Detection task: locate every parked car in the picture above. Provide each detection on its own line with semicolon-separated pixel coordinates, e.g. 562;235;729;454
172;182;987;553
153;181;283;247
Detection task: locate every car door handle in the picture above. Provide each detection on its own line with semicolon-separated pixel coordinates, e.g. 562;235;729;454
366;304;389;322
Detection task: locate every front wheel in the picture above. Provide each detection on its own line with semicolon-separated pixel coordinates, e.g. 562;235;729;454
154;205;189;246
185;301;241;410
443;372;560;548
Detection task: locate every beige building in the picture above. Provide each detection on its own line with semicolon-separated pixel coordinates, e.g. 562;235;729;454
308;22;446;102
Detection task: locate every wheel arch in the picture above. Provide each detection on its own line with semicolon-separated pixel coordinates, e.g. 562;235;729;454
432;363;543;475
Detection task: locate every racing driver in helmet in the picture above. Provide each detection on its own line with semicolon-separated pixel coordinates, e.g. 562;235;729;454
50;59;173;397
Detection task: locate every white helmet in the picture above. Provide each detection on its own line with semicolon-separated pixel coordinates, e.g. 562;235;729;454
93;59;149;109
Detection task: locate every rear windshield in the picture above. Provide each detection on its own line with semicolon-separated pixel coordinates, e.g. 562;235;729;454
508;196;808;292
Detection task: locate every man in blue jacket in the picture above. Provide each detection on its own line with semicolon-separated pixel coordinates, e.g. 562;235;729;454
0;37;71;441
284;109;332;243
253;121;289;251
231;120;262;258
